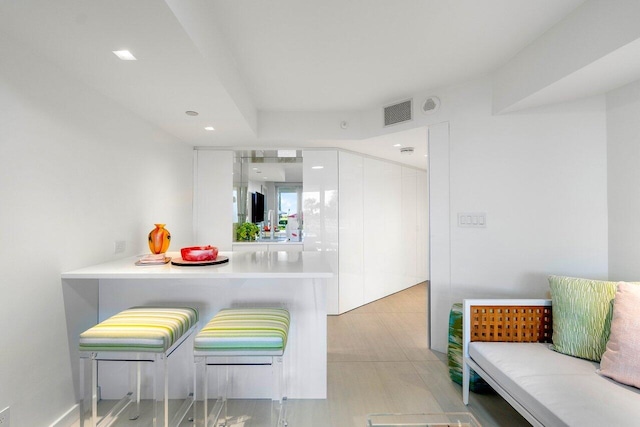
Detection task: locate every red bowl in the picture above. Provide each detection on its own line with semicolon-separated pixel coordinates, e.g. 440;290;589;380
181;246;218;261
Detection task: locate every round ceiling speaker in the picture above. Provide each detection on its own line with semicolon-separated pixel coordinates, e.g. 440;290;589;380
421;96;440;115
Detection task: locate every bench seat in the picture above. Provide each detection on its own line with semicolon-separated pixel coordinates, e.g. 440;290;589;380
79;306;198;353
194;307;290;356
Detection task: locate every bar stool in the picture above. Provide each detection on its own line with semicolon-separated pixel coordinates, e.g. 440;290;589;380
194;308;290;427
78;306;199;427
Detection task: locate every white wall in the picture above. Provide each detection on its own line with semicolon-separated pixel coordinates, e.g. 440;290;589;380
428;122;452;351
607;79;640;280
416;169;429;280
428;77;609;351
0;35;193;426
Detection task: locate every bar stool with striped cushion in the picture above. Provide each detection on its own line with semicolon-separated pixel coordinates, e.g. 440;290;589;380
79;306;199;427
194;308;290;427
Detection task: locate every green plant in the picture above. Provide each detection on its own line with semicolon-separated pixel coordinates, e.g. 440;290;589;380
236;222;260;241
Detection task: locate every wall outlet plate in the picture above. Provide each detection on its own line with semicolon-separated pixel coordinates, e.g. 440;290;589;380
0;406;10;426
114;240;126;254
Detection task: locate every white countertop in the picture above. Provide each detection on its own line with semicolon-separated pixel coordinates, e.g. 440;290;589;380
62;250;332;280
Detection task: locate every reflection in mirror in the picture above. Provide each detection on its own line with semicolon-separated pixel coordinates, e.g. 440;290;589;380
233;150;303;235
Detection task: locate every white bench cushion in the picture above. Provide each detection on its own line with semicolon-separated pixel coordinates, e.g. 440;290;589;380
469;342;640;426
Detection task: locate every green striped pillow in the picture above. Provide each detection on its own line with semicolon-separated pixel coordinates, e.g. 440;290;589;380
549;276;623;362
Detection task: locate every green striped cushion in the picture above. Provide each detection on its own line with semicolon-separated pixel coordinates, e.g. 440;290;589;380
79;306;198;353
194;308;290;356
549;276;639;362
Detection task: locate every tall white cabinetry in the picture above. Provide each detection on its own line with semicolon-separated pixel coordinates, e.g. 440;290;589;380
303;150;340;313
363;157;403;302
305;149;429;315
193;150;234;250
338;152;365;312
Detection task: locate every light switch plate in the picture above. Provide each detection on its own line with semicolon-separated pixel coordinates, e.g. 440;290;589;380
458;212;486;228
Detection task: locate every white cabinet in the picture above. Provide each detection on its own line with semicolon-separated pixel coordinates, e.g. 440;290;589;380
400;167;419;291
338;152;364;312
324;150;429;314
363;158;403;303
303;150;339;314
194;150;234;250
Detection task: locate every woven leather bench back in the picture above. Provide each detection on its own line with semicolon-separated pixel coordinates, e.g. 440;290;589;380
470;305;552;343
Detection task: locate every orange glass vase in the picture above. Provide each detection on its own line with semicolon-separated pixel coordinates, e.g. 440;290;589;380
148;224;171;254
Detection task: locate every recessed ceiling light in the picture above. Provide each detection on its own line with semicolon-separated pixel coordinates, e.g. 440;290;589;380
393;144;402;147
311;166;324;170
185;110;199;116
252;167;258;171
204;126;215;131
112;50;136;60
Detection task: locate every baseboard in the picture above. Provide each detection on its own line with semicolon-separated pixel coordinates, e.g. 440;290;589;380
49;404;79;427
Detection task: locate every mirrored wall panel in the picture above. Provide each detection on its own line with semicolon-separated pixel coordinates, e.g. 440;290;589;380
233;150;303;229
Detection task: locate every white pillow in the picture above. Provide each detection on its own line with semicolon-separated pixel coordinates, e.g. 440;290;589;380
599;281;640;388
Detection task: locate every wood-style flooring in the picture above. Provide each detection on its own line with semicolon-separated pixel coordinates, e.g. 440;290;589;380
75;282;530;426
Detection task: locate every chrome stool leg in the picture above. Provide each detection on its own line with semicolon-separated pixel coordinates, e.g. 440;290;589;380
78;306;199;427
194;308;290;427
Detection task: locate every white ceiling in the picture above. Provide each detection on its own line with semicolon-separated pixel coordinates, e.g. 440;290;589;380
208;0;585;111
0;0;586;168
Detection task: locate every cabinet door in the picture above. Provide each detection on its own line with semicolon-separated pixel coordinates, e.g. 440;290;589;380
338;152;364;312
195;150;234;250
363;158;402;303
303;150;339;314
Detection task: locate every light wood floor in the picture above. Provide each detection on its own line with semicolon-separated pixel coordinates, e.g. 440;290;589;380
77;283;530;426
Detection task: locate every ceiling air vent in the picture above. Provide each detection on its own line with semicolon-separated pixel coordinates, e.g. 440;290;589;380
384;99;413;127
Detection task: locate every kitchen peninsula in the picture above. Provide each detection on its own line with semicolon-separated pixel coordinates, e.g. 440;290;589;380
61;251;332;400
